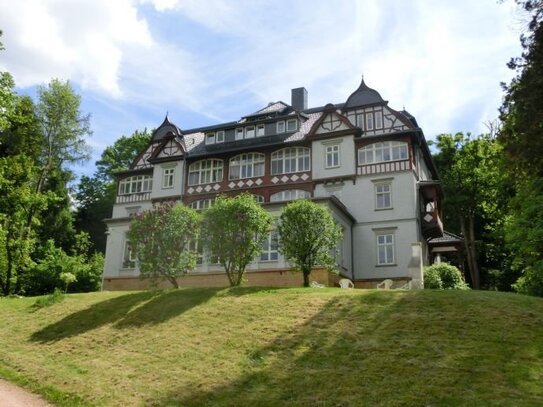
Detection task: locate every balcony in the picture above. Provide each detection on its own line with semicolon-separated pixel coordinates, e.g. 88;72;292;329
421;211;444;239
116;192;151;204
358;159;411;176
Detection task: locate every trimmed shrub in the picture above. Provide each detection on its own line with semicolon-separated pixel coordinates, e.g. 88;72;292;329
424;263;470;290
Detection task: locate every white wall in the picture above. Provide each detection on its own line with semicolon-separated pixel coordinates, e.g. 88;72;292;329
311;135;356;180
151;160;185;199
103;221;139;277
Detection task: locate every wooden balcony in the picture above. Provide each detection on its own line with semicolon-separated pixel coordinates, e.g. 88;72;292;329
116;192;151;204
357;159;411;176
421;211;443;239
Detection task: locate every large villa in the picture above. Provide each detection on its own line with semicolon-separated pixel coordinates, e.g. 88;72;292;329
102;78;458;290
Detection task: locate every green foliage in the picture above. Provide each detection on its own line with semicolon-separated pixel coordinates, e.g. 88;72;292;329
424;263;470;290
59;272;77;293
32;288;65;309
513;262;543;297
202;193;273;286
128;203;201;288
278;199;342;287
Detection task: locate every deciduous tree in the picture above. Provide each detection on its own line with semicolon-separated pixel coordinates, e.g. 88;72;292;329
202;194;272;287
278;199;342;287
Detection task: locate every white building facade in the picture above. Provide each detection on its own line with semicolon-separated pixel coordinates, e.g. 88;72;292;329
103;79;444;290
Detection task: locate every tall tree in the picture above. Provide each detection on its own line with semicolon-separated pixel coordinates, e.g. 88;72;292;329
202;193;272;287
433;133;505;289
278;199;342;287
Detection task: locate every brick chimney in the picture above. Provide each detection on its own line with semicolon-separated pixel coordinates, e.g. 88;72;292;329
291;87;308;111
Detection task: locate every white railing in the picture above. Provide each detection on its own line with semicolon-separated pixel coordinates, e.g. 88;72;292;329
116;192;151;204
358;159;411;175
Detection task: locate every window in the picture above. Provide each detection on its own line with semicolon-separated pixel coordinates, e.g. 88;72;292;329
162;167;174;189
325;144;340;168
119;175;153;195
189;199;214;211
216;130;225;143
270;189;310;202
377;233;395;265
260;229;278;261
188;159;223;185
271;147;310;175
245;126;255;138
286;119;297;132
375;111;383;129
356;113;365;129
205;133;215;145
358;141;408;165
257;124;265;137
126;206;141;217
229;153;265;180
366;113;374;131
277;121;285;133
189;240;203;265
235;128;244;140
123;239;136;269
253;195;265;203
375;183;392;209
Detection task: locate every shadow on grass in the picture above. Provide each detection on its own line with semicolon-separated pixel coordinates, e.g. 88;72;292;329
30;287;269;343
151;290;543;407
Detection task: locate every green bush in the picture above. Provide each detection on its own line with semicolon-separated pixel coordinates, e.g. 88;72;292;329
424;263;469;290
513;261;543;297
32;288;65;309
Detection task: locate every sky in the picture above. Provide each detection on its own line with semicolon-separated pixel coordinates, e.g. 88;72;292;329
0;0;525;178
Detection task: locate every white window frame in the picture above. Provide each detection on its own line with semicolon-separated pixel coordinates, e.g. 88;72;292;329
245;126;255;138
271;147;311;175
189;199;214;211
256;124;265;137
276;121;285;133
286;119;297;132
205;132;215;145
229;153;265;180
119;175;153;195
376;233;395;265
122;239;136;269
235;128;244;141
216;130;225;143
189;240;204;265
356;113;365;130
366;113;374;131
375;111;383;129
260;229;279;261
325;144;340;169
358;141;409;165
162;167;175;189
188;159;223;186
375;182;392;210
270;189;311;202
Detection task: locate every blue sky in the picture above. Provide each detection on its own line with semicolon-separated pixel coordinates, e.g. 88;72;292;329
0;0;523;177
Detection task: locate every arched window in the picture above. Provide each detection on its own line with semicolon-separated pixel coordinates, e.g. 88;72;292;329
253;195;265;203
271;147;310;175
188;159;223;186
358;141;408;165
270;189;311;202
229;153;265;180
189;199;215;211
119;175;153;195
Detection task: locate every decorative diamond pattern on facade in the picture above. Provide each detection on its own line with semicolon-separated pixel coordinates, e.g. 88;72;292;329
281;175;289;183
237;181;244;188
213;184;221;191
291;174;299;182
271;177;279;184
424;214;434;223
196;186;203;193
204;185;212;192
301;173;309;181
228;182;236;189
255;178;263;185
246;179;254;187
187;187;194;194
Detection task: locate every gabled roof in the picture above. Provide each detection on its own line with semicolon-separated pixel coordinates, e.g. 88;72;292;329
344;77;387;109
307;104;358;137
151;115;183;142
428;231;463;244
245;101;291;118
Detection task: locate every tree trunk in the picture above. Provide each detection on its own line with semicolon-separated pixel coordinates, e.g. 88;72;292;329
460;213;480;289
303;268;310;287
167;275;179;289
4;237;12;296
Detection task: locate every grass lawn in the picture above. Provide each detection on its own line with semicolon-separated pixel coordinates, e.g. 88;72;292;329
0;287;542;406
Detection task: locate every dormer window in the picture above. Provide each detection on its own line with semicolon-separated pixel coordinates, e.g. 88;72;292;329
257;124;265;137
216;130;225;143
286;119;297;132
245;126;255;138
235;128;244;141
206;133;215;145
277;121;285;133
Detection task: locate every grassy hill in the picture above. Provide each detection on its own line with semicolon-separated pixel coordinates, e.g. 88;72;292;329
0;288;542;406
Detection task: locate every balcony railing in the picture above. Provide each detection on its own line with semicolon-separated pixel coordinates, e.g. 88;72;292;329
421;211;443;239
358;159;411;176
116;192;151;204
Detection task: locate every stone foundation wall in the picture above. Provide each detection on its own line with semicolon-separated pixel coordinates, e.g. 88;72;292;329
102;267;339;291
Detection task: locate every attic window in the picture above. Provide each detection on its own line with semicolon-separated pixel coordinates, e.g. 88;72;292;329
257;124;265;137
245;126;255;138
286;119;297;132
205;133;215;145
235;128;244;141
277;121;285;133
216;130;225;143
